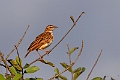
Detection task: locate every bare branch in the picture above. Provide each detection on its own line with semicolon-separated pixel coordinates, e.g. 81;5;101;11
66;44;73;80
33;12;85;63
73;40;84;64
66;44;72;64
6;25;30;60
0;63;6;68
86;50;102;80
14;45;20;60
29;58;39;65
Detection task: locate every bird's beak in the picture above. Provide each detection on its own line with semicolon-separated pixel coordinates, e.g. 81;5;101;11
54;26;58;28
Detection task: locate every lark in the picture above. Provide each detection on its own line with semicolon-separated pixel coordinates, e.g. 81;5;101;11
24;25;58;58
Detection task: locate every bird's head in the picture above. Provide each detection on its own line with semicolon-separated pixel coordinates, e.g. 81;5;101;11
45;25;58;32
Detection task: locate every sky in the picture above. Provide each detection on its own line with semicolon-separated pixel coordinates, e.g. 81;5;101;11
0;0;120;80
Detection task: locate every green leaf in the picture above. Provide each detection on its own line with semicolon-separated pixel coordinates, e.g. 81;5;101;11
73;67;85;80
59;75;67;80
12;73;22;80
73;71;81;80
60;62;68;68
40;60;55;67
16;56;22;67
73;67;81;73
69;47;79;55
68;67;72;72
92;77;102;80
7;59;22;71
54;73;59;79
102;76;106;80
23;63;30;69
111;77;115;80
70;15;74;23
24;66;40;73
81;67;86;73
9;66;17;75
54;68;59;74
46;61;55;67
0;74;5;80
36;78;43;80
39;59;47;64
60;62;72;72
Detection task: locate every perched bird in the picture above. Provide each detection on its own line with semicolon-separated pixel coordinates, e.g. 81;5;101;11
24;25;58;58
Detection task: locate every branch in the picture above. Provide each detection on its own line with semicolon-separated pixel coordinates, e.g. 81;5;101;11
29;58;39;65
6;25;30;60
0;51;13;75
49;40;84;80
31;12;85;64
43;12;85;56
0;63;6;68
73;40;84;64
66;44;72;64
49;62;74;80
66;44;73;80
14;45;24;80
86;50;102;80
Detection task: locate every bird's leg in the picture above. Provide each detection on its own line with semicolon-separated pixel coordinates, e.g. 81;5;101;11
41;49;49;55
36;50;43;60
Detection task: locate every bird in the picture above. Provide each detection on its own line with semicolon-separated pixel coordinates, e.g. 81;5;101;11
24;25;58;58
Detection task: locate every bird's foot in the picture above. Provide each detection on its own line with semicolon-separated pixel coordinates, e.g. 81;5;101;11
39;56;43;60
45;50;50;56
37;51;43;60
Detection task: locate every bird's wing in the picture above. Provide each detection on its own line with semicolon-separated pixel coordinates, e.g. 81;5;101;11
27;32;53;51
27;33;44;51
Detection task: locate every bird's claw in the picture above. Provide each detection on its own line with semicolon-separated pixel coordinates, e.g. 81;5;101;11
46;50;49;56
39;56;43;60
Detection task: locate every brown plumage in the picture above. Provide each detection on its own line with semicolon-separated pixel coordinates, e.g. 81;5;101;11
24;25;58;58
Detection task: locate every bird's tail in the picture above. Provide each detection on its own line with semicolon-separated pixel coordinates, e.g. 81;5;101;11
24;51;30;58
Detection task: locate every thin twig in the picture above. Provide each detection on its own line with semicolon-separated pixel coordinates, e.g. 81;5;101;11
14;45;24;80
6;25;30;60
0;51;13;76
29;58;39;65
49;62;74;80
66;44;73;80
66;44;72;64
73;40;84;64
14;45;21;63
86;50;102;80
49;40;84;80
0;63;6;68
32;12;85;64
